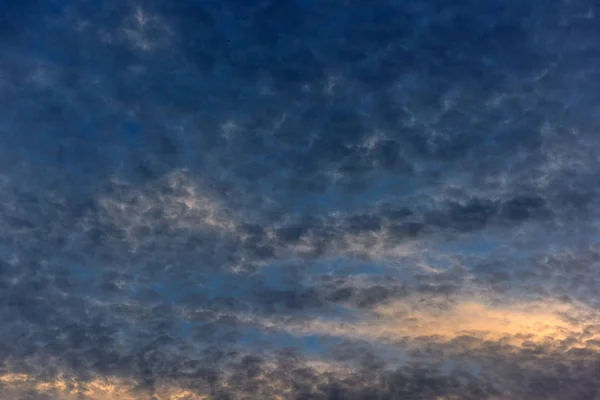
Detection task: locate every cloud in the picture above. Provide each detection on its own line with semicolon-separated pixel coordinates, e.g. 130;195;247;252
0;373;208;400
1;0;600;398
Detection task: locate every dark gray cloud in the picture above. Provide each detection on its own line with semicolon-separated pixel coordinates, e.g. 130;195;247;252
1;0;600;399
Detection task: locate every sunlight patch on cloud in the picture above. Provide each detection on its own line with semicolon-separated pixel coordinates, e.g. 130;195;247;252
278;296;600;350
94;170;237;243
0;373;208;400
0;358;354;400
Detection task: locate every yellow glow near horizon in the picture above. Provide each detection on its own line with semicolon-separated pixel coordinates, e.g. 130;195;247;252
284;297;600;349
0;373;208;400
374;300;574;342
1;298;598;400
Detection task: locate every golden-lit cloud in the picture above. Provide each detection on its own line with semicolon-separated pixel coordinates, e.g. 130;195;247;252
0;358;356;400
0;373;208;400
277;296;600;350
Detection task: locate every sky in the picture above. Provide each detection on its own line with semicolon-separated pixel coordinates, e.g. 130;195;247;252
1;0;600;399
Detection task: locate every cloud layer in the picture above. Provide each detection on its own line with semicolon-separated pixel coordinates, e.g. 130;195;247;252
1;0;600;399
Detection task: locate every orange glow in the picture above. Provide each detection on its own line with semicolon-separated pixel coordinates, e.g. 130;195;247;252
282;297;600;349
0;373;208;400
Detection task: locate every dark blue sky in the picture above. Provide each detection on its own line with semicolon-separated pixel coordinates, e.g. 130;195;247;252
1;0;600;399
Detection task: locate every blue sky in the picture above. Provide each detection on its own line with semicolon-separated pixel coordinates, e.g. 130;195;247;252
1;0;600;399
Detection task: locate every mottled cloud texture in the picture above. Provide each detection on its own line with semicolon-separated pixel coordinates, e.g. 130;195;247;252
1;0;600;399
